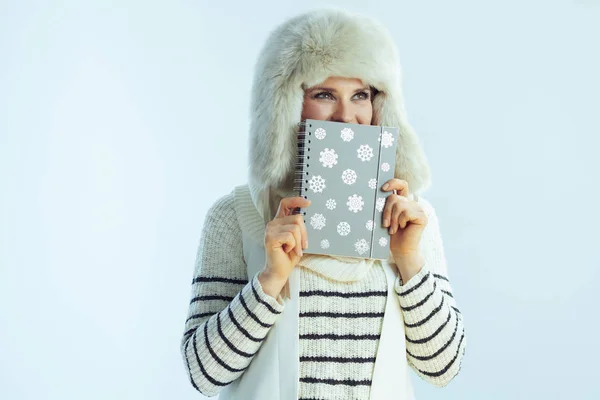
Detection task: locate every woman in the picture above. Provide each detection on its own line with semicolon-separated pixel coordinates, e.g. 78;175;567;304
181;8;466;400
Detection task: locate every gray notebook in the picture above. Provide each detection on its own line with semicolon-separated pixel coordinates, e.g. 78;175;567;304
295;119;399;259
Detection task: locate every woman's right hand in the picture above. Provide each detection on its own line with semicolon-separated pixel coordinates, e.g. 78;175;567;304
262;196;311;285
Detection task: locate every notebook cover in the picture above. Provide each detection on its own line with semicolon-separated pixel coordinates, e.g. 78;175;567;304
297;119;399;259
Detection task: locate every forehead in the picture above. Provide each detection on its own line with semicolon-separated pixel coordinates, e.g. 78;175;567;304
305;77;369;90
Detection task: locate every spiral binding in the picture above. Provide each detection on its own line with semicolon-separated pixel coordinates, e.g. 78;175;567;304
292;120;312;217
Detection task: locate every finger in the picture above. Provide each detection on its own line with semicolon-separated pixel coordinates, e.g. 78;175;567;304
273;231;297;255
277;213;306;228
281;223;303;258
392;195;410;235
298;215;308;249
275;197;311;219
381;178;410;197
390;202;404;235
281;214;309;249
398;208;411;230
405;207;428;227
382;195;397;228
271;222;303;257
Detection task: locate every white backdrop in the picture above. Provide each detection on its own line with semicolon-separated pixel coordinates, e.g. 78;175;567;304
2;0;599;399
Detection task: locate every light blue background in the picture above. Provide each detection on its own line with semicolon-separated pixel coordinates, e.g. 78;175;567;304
2;0;599;399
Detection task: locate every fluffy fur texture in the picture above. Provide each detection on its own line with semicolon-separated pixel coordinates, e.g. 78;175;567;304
248;8;431;218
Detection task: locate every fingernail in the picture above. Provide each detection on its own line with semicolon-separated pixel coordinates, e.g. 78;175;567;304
383;218;389;227
303;240;308;249
383;183;389;190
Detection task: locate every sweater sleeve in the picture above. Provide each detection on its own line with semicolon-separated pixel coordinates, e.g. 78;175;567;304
393;196;466;387
180;192;285;397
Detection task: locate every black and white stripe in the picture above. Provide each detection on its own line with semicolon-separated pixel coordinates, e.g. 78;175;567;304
182;274;284;396
297;265;387;400
395;268;466;387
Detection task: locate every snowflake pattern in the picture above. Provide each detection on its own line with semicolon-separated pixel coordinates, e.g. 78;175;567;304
341;169;357;185
315;128;326;140
319;148;338;168
337;222;351;236
308;175;326;193
302;122;398;256
355;239;369;255
340;127;354;142
376;197;386;212
310;213;326;230
379;130;395;148
357;144;374;162
325;198;336;210
346;194;364;213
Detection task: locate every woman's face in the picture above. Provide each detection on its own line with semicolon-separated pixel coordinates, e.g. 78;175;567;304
301;77;374;125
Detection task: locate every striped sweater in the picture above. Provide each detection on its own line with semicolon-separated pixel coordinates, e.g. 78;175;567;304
180;192;466;399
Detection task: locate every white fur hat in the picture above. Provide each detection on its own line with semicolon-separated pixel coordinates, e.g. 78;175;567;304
248;8;431;220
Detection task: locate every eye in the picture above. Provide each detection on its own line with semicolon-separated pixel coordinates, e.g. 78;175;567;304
353;91;370;100
314;91;335;100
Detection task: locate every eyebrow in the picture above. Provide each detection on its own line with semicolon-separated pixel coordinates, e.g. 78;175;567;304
306;86;371;93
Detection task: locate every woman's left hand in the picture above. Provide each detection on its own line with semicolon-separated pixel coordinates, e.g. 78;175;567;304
381;179;428;278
